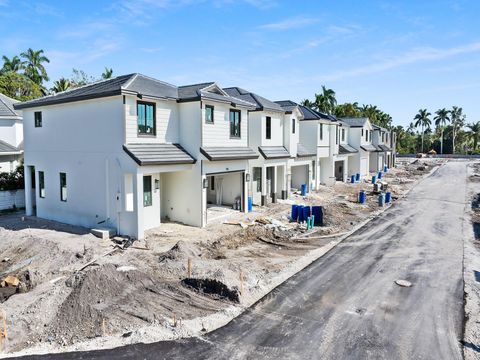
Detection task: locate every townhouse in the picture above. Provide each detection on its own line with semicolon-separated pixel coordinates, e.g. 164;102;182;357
371;124;392;172
0;93;23;173
15;74;258;239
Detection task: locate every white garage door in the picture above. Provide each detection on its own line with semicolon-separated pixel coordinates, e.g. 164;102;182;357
360;158;368;177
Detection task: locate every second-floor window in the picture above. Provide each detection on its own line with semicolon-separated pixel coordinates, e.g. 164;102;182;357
365;130;368;142
292;119;296;134
205;105;214;123
341;128;345;142
137;102;155;136
230;109;241;138
266;116;271;139
319;124;323;140
34;111;42;127
386;133;389;143
60;172;67;202
39;171;45;198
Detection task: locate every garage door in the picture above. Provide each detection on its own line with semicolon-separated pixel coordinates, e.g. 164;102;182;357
360;158;368;177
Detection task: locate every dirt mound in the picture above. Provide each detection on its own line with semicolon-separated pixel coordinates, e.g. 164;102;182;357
182;278;240;303
159;240;202;262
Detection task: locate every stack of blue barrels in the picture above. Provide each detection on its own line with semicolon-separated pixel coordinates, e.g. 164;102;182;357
291;204;324;226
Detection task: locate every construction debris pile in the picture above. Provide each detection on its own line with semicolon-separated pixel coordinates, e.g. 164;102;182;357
0;158;441;356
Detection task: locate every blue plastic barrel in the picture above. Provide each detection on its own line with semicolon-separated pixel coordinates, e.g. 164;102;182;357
372;175;377;184
378;171;382;180
359;190;366;204
312;206;324;226
378;193;386;207
297;205;305;223
301;184;307;196
248;197;253;212
351;175;355;183
384;165;388;172
291;205;298;221
355;173;360;182
385;192;391;203
303;206;311;223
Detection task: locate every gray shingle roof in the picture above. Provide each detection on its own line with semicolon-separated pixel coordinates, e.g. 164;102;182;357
0;139;22;154
274;100;332;121
123;143;196;166
0;93;21;118
200;147;258;161
258;146;291;159
274;100;297;113
296;143;316;157
178;83;256;108
378;144;391;151
361;144;379;152
341;117;369;127
15;74;179;110
339;144;358;154
223;87;283;112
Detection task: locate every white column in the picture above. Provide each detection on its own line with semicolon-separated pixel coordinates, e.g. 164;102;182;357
134;173;145;240
24;165;33;216
261;165;267;205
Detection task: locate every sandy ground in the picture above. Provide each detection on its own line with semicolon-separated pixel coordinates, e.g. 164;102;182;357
463;161;480;359
0;158;441;357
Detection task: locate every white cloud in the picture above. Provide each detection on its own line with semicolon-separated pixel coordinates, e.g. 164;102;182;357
259;16;319;30
320;41;480;82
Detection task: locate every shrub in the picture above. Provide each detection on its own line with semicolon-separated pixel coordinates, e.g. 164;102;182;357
0;166;24;191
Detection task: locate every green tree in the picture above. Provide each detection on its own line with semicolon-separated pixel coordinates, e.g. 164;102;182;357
450;106;465;154
414;109;432;153
70;68;96;87
467;122;480;152
20;48;50;85
300;99;315;109
0;72;42;101
51;77;71;93
1;55;23;74
313;85;337;114
434;108;450;154
101;67;113;79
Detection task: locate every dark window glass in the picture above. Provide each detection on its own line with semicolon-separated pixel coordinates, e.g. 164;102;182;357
229;110;241;138
292;119;296;134
365;130;368;141
266;116;271;139
319;124;323;140
253;167;262;192
143;176;152;207
34;112;42;127
342;128;345;141
312;160;316;180
210;176;215;191
60;172;67;202
39;171;45;198
361;129;364;136
137;102;155;135
205;105;214;123
336;126;338;144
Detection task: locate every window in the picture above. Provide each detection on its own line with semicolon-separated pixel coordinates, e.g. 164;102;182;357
386;133;389;143
292;119;296;134
361;128;364;136
205;105;214;123
137;102;155;135
266;116;271;139
210;176;215;191
34;112;42;127
312;160;316;180
143;175;152;207
39;171;45;198
319;124;323;140
229;110;241;138
382;133;385;142
253;167;262;192
59;172;67;202
365;130;368;141
336;126;338;144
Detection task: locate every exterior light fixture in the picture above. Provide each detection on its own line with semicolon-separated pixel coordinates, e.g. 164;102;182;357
203;178;209;189
155;179;160;190
246;173;251;182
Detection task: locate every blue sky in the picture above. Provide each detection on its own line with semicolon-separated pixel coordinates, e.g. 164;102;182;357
1;0;479;127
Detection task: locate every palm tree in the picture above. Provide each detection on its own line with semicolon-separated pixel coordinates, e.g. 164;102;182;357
101;67;113;79
314;85;336;114
414;109;432;153
434;108;450;154
20;48;50;85
300;99;315;109
467;122;480;152
450;106;465;154
1;55;23;74
51;78;71;93
407;122;416;135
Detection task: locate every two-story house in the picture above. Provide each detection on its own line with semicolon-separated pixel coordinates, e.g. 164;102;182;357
371;124;392;172
275;101;316;194
0;93;23;173
341;117;378;179
332;119;357;182
15;74;257;239
223;87;289;206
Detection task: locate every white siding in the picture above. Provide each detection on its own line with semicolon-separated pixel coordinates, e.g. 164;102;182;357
0;189;25;210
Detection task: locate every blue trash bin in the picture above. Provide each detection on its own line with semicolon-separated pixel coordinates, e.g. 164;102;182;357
297;205;305;223
359;190;366;204
248;197;253;212
312;206;324;226
372;175;377;184
351;175;355;183
384;165;388;172
378;171;382;180
385;192;392;203
378;193;386;207
291;205;298;221
303;206;311;223
355;173;360;182
301;184;307;196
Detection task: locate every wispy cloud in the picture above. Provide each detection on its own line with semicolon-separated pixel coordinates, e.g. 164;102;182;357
321;41;480;82
259;16;319;30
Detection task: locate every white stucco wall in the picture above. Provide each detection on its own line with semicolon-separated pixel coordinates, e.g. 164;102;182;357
0;118;23;148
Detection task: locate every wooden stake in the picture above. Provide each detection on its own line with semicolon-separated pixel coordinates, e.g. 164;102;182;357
187;258;192;278
102;318;106;337
172;313;177;327
239;270;244;295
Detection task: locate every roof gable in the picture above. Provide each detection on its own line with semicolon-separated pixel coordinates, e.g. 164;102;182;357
0;93;21;118
223;87;283;112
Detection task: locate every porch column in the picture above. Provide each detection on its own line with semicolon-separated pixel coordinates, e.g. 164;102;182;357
286;164;292;198
280;164;287;200
308;162;313;193
272;166;278;203
134;173;145;240
24;165;33;216
261;165;267;206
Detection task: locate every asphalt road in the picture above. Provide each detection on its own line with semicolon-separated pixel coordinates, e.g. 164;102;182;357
23;161;467;360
